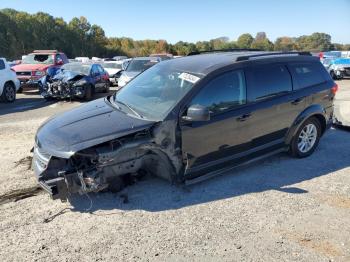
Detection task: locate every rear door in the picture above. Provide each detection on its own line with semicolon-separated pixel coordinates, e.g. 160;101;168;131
245;62;305;148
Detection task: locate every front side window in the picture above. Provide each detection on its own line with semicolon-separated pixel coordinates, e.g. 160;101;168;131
289;62;325;89
191;70;247;114
248;64;292;102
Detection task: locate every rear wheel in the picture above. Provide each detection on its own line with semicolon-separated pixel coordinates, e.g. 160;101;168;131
1;82;16;102
290;117;321;158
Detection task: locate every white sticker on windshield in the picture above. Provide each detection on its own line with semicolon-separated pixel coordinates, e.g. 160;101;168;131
178;72;200;84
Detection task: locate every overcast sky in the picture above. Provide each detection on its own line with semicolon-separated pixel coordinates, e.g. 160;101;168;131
1;0;349;44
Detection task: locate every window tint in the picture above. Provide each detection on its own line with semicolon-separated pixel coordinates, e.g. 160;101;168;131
289;62;325;89
91;65;99;75
0;59;5;70
97;65;104;73
248;64;292;101
191;70;246;114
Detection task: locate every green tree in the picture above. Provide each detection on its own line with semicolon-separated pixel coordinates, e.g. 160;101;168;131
237;33;254;48
274;37;295;51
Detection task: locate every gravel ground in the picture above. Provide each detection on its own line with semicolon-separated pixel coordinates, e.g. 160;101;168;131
0;82;350;262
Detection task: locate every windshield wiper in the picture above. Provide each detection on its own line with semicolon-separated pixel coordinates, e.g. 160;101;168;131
114;99;143;118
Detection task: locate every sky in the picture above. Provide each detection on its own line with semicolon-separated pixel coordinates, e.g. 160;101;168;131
1;0;349;44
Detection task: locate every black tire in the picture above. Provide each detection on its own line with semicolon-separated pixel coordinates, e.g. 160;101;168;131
84;84;92;101
290;117;321;158
1;82;16;102
107;176;125;193
103;81;110;93
330;71;337;80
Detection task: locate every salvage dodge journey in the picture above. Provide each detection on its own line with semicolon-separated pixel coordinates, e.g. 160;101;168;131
32;50;337;201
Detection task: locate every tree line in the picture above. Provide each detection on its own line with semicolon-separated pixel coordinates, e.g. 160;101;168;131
1;8;349;60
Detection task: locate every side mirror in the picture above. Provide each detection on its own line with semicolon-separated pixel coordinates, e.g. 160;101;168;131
182;104;210;122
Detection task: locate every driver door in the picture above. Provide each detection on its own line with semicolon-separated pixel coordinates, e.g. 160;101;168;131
180;69;253;176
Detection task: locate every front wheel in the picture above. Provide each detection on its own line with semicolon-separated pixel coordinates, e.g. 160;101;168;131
1;82;16;102
290;117;321;158
103;81;110;93
84;85;92;101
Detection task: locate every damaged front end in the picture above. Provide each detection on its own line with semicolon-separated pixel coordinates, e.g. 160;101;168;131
40;71;87;99
33;121;183;201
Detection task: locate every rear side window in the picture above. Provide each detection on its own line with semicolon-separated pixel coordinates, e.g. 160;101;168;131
191;70;246;114
289;62;325;89
0;60;5;70
248;64;292;102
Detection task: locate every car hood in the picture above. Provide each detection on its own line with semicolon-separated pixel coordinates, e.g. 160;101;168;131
12;63;49;72
52;70;87;82
36;97;155;158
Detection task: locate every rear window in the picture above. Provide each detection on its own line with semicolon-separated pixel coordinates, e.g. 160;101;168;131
248;64;292;102
289;62;325;89
0;60;5;70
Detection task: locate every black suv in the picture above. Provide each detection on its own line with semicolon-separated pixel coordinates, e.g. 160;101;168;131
32;51;336;201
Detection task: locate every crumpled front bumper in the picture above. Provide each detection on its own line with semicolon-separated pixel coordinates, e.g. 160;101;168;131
32;144;70;201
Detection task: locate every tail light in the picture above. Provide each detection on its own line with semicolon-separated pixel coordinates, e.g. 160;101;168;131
331;83;338;95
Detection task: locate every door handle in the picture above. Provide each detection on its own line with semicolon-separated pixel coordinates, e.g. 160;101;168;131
291;98;304;105
236;113;251;122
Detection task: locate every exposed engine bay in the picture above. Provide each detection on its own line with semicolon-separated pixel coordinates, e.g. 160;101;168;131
33;121;184;201
40;70;87;99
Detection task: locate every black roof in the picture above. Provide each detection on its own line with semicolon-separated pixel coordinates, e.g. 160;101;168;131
164;51;317;75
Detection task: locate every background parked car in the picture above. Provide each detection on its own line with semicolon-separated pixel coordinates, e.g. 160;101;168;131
39;62;109;101
118;57;160;87
113;56;128;61
150;53;173;60
0;58;20;102
75;57;90;63
99;61;124;86
12;50;68;92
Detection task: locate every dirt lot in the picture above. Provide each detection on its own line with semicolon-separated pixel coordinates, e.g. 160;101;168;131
0;82;350;262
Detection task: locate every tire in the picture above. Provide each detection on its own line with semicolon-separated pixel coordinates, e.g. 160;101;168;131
107;176;125;193
0;82;16;102
84;84;92;101
290;117;321;158
103;81;110;93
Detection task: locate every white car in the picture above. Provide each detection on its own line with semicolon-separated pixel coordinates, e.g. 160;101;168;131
100;61;124;86
0;58;20;102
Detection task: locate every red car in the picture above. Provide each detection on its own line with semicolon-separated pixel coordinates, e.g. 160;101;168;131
12;50;68;91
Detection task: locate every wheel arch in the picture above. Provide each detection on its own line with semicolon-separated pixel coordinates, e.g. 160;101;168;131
285;104;327;145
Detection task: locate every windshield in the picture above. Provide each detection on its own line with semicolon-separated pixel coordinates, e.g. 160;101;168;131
61;63;91;75
22;54;54;65
126;59;158;72
113;63;201;121
102;63;122;69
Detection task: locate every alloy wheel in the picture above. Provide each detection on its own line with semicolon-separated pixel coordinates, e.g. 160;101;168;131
297;123;317;153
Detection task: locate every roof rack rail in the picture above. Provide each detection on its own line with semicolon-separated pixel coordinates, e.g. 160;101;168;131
33;50;58;53
236;51;312;61
187;48;262;56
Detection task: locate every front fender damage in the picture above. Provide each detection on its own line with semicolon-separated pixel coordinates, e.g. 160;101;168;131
37;120;184;201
